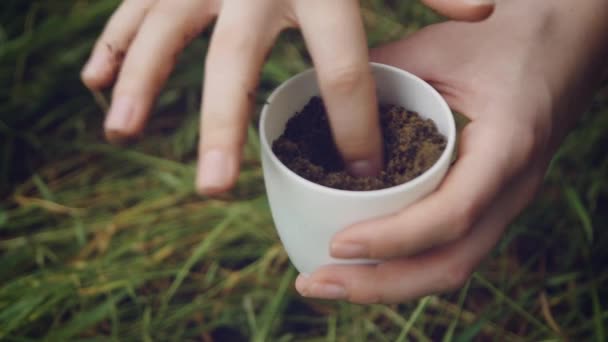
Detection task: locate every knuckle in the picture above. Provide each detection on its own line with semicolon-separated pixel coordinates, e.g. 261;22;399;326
441;263;473;291
499;121;539;169
516;126;538;162
447;203;477;240
149;1;189;19
346;265;389;304
98;40;126;66
320;63;368;94
353;264;393;304
210;28;256;55
499;119;533;152
202;117;247;148
352;294;382;305
349;289;384;305
112;63;169;99
520;132;535;161
146;1;208;34
205;35;266;75
368;240;400;260
334;128;381;162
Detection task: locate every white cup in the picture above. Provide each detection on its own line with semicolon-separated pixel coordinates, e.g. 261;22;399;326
259;62;456;274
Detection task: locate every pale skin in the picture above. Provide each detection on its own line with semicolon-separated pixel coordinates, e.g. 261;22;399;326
81;0;494;189
82;0;608;303
295;0;608;302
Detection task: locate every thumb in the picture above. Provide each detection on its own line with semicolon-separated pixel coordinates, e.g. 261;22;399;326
370;28;442;81
369;24;472;121
422;0;495;21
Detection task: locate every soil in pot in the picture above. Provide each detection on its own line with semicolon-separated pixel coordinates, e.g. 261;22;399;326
272;96;446;191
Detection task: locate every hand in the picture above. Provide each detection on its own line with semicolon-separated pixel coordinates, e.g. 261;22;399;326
295;0;608;303
81;0;494;194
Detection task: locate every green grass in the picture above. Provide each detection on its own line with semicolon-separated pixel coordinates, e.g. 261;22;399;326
1;1;607;340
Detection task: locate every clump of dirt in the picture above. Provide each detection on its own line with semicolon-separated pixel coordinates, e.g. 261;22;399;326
272;96;446;191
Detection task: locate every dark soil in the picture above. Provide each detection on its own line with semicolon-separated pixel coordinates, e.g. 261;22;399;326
272;96;446;191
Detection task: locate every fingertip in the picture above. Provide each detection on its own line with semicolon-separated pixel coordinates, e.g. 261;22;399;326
104;96;138;134
195;176;236;196
335;109;384;178
331;220;380;259
81;68;107;91
295;274;310;296
330;240;369;259
195;148;239;195
80;68;97;90
81;50;116;90
346;157;382;178
422;0;495;22
460;2;494;21
195;179;234;196
104;129;141;146
332;211;411;260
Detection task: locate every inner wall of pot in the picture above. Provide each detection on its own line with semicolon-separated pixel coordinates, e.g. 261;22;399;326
372;66;453;138
262;64;453;149
262;69;319;145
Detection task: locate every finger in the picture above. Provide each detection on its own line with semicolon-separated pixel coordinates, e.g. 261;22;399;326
105;0;214;142
369;24;484;113
296;165;544;303
370;29;439;80
421;0;495;21
196;0;285;194
295;0;383;177
330;119;536;260
82;0;157;89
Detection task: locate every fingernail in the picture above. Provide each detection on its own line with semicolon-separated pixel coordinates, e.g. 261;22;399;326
347;159;379;177
295;274;310;296
197;149;233;193
105;97;134;132
309;282;347;300
466;0;495;5
331;241;368;259
82;51;110;80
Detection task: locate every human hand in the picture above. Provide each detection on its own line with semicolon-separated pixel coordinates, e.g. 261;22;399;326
295;0;608;303
81;0;494;194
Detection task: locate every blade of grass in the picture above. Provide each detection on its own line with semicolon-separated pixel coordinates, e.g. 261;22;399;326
395;296;431;342
243;295;258;337
454;318;489;342
253;266;296;342
590;271;605;341
158;211;238;316
375;305;432;342
326;314;337;342
44;291;127;341
564;185;593;243
473;273;551;334
443;279;471;342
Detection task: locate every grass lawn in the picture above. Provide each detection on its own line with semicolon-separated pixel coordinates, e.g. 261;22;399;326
1;1;607;340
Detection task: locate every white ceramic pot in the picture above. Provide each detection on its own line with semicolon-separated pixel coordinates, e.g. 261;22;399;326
259;62;455;274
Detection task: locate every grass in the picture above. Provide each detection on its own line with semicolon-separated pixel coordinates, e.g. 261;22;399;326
1;1;607;340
